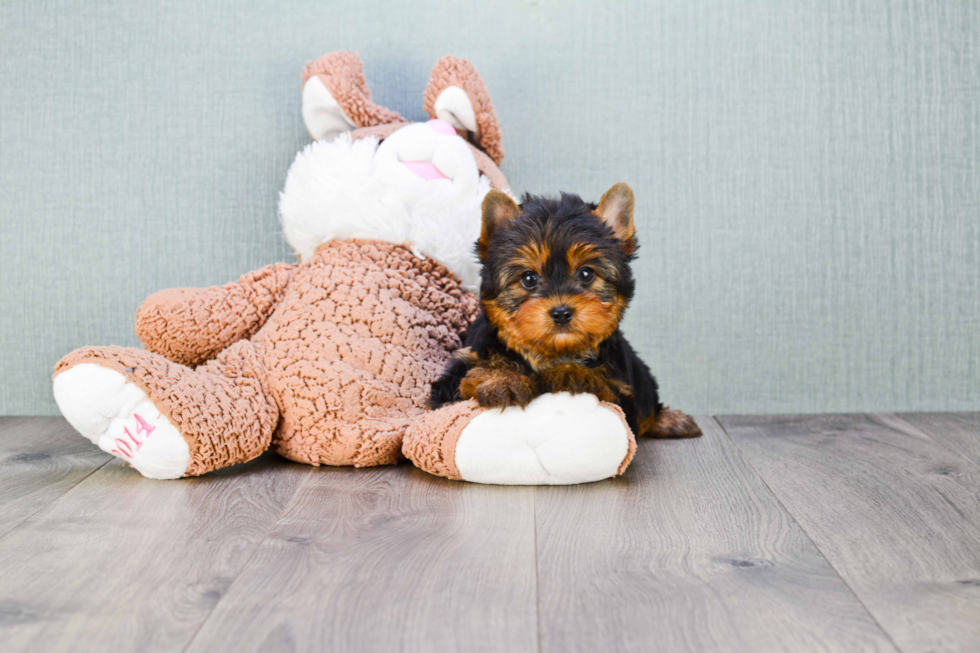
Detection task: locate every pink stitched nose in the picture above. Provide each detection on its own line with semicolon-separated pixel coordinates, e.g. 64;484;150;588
426;118;457;136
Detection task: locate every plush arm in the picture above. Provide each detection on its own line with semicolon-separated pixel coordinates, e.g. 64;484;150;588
135;263;297;367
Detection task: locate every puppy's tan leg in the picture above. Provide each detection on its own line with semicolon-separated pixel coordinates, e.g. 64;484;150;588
459;366;537;409
639;407;702;438
537;364;627;403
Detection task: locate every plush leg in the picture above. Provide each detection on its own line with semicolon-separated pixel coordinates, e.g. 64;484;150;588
53;341;278;479
403;392;637;485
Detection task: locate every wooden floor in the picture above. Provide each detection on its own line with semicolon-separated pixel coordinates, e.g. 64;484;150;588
1;414;978;653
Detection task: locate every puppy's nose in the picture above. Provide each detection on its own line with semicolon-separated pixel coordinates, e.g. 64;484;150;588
550;306;574;326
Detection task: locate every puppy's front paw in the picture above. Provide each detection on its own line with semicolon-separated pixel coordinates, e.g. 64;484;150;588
539;364;628;403
460;367;537;409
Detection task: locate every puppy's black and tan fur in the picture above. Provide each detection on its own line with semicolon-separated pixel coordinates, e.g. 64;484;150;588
430;183;701;439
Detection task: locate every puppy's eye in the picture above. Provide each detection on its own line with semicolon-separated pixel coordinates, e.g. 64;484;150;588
576;267;595;284
519;270;539;290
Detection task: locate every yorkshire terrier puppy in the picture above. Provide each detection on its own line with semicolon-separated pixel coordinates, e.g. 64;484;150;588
430;183;701;439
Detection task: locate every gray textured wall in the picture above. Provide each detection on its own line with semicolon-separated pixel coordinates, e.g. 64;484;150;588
1;0;978;416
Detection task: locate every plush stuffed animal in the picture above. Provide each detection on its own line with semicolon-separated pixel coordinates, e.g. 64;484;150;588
52;52;637;484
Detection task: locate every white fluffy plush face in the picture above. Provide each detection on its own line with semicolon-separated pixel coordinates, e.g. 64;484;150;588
279;120;493;291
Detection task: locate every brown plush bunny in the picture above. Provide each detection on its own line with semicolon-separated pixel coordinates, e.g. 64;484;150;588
53;52;637;484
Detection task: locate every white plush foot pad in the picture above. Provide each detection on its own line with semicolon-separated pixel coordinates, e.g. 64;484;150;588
53;364;190;479
454;392;631;485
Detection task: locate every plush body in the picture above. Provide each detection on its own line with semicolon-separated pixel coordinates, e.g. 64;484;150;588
59;239;476;472
52;52;645;484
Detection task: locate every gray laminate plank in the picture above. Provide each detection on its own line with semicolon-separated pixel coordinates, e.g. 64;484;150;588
0;454;311;652
185;463;537;653
535;417;897;653
719;413;980;653
889;412;980;469
0;417;111;538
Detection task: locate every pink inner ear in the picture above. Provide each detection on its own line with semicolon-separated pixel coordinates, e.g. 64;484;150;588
402;160;449;181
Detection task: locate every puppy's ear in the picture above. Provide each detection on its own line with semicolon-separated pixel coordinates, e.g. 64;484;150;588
595;182;636;255
479;191;520;260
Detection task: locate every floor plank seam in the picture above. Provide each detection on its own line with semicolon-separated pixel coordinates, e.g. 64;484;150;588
883;412;980;474
179;466;317;653
533;487;542;653
880;413;980;554
710;416;908;653
0;456;113;544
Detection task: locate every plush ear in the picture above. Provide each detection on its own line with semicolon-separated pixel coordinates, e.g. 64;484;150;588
432;86;477;134
424;56;504;166
301;52;404;141
301;75;356;141
595;183;636;254
479;191;521;260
